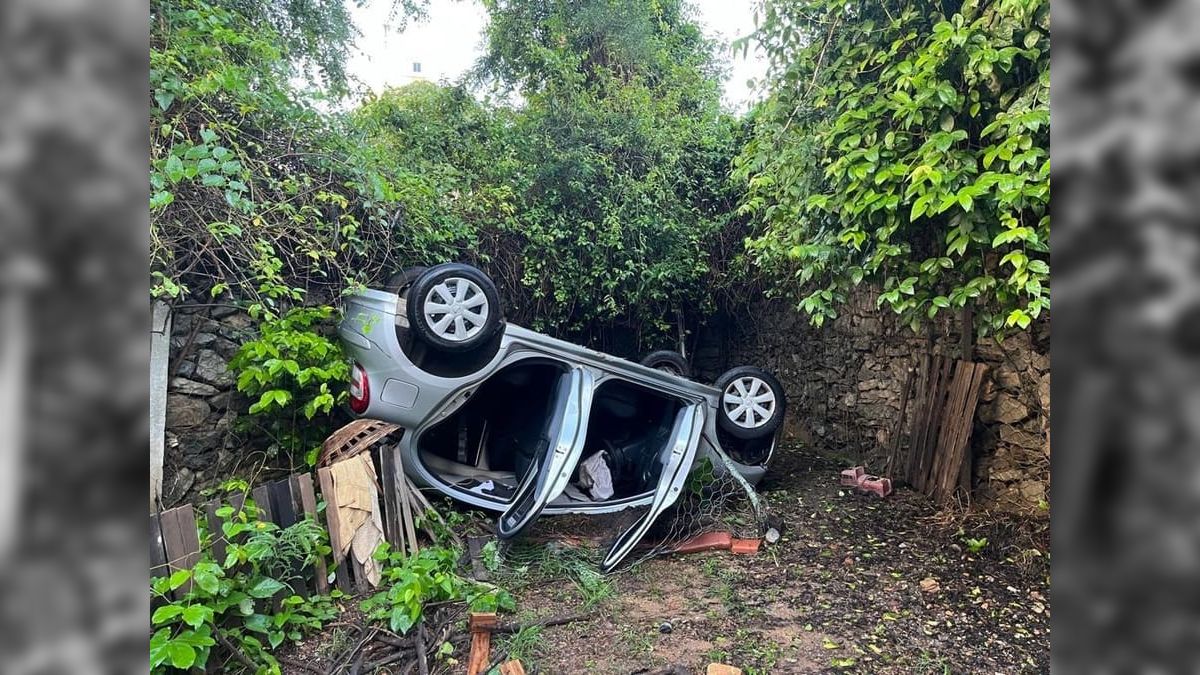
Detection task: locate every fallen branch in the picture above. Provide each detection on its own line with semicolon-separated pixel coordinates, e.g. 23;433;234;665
215;629;258;672
492;612;594;634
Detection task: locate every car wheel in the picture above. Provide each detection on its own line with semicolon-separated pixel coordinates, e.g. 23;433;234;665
640;350;690;377
385;266;428;299
714;366;786;440
406;263;503;352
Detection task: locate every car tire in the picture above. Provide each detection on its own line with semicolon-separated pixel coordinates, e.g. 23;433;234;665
385;266;428;299
713;366;786;440
640;350;690;377
406;263;503;352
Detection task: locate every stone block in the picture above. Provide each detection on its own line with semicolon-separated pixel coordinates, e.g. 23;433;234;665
166;394;211;429
999;424;1044;450
169;377;219;397
982;394;1029;424
193;348;233;386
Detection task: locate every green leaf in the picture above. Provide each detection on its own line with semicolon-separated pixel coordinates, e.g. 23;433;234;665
182;605;213;629
248;577;287;599
169;569;192;591
244;613;272;633
150;190;174;209
390;606;417;634
165;155;185;183
154;91;175;111
269;631;285;648
1027;259;1049;275
167;643;197;669
152;604;184;625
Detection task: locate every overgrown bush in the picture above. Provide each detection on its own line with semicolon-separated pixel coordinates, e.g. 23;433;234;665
150;494;337;673
228;306;348;467
735;0;1049;335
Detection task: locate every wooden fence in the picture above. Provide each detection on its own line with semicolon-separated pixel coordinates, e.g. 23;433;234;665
150;456;398;603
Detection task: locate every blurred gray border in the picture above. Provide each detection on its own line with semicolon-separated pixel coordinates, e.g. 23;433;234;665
0;0;148;671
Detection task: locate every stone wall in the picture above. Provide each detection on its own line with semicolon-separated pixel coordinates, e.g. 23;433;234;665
695;289;1050;514
158;306;250;506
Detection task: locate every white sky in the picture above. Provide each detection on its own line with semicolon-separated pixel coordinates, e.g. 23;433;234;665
346;0;768;112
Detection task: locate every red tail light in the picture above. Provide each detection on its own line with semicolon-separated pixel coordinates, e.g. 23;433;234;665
349;363;369;414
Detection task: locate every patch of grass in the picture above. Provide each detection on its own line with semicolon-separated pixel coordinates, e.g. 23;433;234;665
315;627;351;662
915;651;952;674
499;543;614;609
619;624;654;658
499;624;545;665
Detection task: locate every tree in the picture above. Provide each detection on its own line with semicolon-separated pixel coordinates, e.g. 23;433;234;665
734;0;1049;335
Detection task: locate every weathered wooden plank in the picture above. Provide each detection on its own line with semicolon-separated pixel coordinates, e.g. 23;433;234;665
294;473;330;595
395;448;420;557
316;466;353;592
931;360;972;500
203;500;226;565
251;485;273;525
885;364;916;479
911;355;949;492
378;443;402;548
160;505;201;598
150;512;169;609
268;478;308;596
903;353;932;484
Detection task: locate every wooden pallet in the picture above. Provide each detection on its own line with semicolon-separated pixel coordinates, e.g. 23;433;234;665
889;355;988;503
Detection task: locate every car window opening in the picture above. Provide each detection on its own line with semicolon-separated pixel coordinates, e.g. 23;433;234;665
415;361;685;506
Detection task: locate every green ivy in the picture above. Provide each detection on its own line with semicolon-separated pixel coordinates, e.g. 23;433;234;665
734;0;1049;335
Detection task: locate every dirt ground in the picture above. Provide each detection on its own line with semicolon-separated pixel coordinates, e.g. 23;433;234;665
290;445;1050;674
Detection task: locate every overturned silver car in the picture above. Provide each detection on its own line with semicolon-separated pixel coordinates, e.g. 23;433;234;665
338;263;785;570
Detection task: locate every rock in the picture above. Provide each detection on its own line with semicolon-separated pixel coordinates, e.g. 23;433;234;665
1038;373;1050;411
162;467;194;506
1017;480;1044;504
219;312;254;333
180;430;224;469
857;379;880;392
919;577;940;594
999;425;1044;450
707;665;743;675
211;304;240;318
991;469;1023;482
1030;351;1049;373
659;621;673;634
208;391;232;410
166;394;211;428
193;349;232;386
982;394;1028;424
169;377;219;397
993;366;1021;391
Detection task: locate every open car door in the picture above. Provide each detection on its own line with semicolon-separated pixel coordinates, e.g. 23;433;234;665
599;402;705;572
496;366;595;538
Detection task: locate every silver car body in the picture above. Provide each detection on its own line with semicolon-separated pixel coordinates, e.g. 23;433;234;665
339;288;774;563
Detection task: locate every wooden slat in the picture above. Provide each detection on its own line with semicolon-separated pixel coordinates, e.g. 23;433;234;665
269;478;307;596
294;473;330;595
394;448;420;557
151;512;169;579
885;364;916;479
378;443;402;548
902;353;932;484
203;500;226;565
910;355;946;491
251;485;273;524
316;466;353;592
930;361;972;499
160;504;201;599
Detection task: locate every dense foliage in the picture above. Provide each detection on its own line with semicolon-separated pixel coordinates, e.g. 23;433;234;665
150;494;337;673
735;0;1049;334
151;0;745;354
